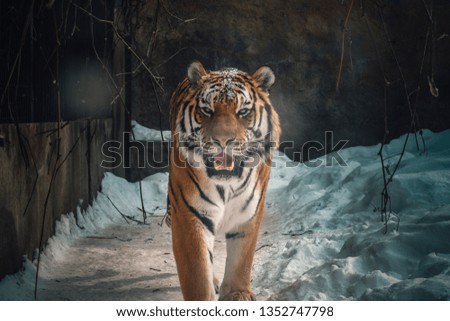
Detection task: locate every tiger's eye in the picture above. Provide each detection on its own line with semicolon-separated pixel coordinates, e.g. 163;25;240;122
237;108;250;117
201;107;213;117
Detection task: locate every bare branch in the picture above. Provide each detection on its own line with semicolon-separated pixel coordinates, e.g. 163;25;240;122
255;244;272;252
160;0;201;24
336;0;355;93
72;2;164;92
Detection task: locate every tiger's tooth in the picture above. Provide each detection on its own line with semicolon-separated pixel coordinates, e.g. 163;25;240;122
214;159;234;171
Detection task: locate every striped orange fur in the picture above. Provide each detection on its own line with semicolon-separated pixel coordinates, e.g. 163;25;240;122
166;61;280;300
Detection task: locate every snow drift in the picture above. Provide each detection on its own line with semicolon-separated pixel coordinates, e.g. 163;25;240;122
254;129;450;300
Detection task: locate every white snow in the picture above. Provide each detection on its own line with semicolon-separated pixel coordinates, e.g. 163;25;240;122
1;128;449;300
131;120;171;141
254;129;450;300
0;172;168;300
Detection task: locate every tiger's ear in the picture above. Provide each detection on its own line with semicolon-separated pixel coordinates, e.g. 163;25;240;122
187;61;207;84
252;66;275;91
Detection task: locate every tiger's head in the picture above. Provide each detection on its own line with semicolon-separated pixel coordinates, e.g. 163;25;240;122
171;61;280;180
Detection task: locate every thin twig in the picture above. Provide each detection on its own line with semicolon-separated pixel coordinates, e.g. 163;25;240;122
137;207;167;217
282;230;314;237
21;136;39;217
378;6;418;136
155;46;189;68
255;244;272;252
0;0;36;107
105;194;148;225
375;2;431;233
86;236;132;242
34;121;70;137
336;0;355;93
150;267;162;272
72;2;164;92
106;194;129;224
421;0;433;23
159;0;201;24
35;135;61;300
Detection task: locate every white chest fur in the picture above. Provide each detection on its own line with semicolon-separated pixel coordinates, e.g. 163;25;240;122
196;167;261;235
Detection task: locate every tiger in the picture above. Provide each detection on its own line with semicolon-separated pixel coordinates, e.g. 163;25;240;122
166;61;280;300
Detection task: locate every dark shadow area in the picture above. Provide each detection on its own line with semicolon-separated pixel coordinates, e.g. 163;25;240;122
0;207;21;278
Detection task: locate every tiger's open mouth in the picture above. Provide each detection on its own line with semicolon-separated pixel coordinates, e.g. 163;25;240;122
205;150;243;178
190;138;271;178
212;151;234;171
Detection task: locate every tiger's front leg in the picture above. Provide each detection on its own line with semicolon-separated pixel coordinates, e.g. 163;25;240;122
219;197;265;301
171;207;216;300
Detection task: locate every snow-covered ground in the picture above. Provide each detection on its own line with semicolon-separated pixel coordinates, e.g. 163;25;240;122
1;129;449;300
255;129;450;300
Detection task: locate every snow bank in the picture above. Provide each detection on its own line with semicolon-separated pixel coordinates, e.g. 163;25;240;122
254;129;450;300
131;120;171;141
0;172;168;300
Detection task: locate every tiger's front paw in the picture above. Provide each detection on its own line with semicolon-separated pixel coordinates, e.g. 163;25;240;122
219;290;256;301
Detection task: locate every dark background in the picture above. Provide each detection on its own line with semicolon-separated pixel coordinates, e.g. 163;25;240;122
128;0;450;160
0;0;112;123
2;0;450;160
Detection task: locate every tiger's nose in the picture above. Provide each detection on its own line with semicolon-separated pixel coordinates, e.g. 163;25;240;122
211;135;236;148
